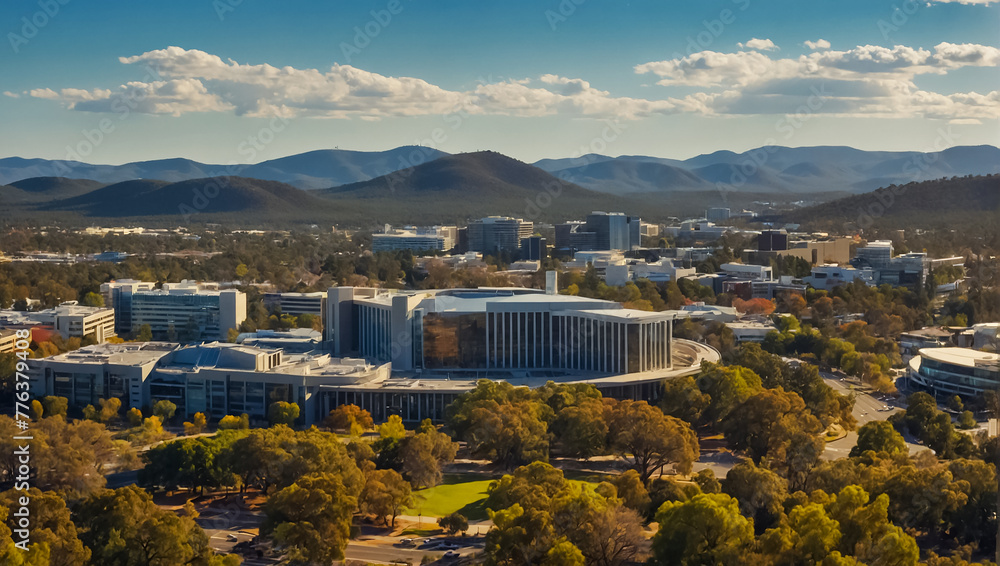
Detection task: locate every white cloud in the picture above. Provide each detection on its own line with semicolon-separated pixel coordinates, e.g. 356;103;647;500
932;42;1000;67
25;44;1000;124
28;46;690;121
803;39;831;50
636;42;1000;121
927;0;998;4
2;91;19;98
737;38;778;51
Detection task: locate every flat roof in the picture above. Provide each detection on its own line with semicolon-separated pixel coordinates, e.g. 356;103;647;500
920;347;1000;367
45;342;179;366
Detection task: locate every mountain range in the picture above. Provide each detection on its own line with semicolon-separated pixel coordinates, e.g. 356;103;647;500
2;145;997;195
0;152;637;225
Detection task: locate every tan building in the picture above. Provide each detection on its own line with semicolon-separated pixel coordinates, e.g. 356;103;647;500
0;329;18;353
746;237;853;266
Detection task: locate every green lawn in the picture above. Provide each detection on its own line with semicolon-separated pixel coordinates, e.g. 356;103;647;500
405;472;610;522
405;474;494;521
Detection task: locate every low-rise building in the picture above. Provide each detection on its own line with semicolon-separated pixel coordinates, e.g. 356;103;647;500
0;302;116;343
909;347;1000;397
725;321;779;343
372;225;457;252
803;265;875;292
0;329;18;353
606;259;696;286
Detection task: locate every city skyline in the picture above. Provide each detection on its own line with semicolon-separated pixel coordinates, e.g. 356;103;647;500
1;0;997;166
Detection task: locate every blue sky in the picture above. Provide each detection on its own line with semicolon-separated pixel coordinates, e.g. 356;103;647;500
1;0;997;165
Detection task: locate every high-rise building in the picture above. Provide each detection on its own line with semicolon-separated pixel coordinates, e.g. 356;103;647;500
520;236;548;261
466;216;533;253
101;279;157;335
585;211;640;251
555;212;641;251
758;230;789;252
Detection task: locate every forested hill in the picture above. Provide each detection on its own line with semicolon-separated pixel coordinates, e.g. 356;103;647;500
788;175;1000;233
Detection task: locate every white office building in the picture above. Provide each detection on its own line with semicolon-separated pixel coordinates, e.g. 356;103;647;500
373;225;457;252
126;286;247;341
101;279;157;335
0;302;116;343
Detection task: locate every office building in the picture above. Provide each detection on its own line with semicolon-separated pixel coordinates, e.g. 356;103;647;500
758;230;789;252
0;302;116;343
327;285;680;375
101;279;157;335
746;234;853;266
851;243;928;291
720;263;773;281
520;236;548;261
586;212;641;251
705;208;731;222
803;265;875;292
855;241;894;269
605;259;696;286
466;217;533;253
32;325;720;426
372;225;457;252
555;221;595;251
27;341;390;425
909;347;1000;397
263;292;327;318
125;285;246;341
555;212;642;252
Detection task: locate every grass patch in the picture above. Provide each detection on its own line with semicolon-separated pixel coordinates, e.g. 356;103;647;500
405;471;613;521
405;474;494;521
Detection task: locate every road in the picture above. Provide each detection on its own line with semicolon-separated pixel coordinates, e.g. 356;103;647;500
819;371;923;460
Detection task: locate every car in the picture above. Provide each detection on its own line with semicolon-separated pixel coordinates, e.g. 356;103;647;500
436;543;460;551
442;551;459;560
418;540;440;550
226;534;239;542
396;538;415;547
